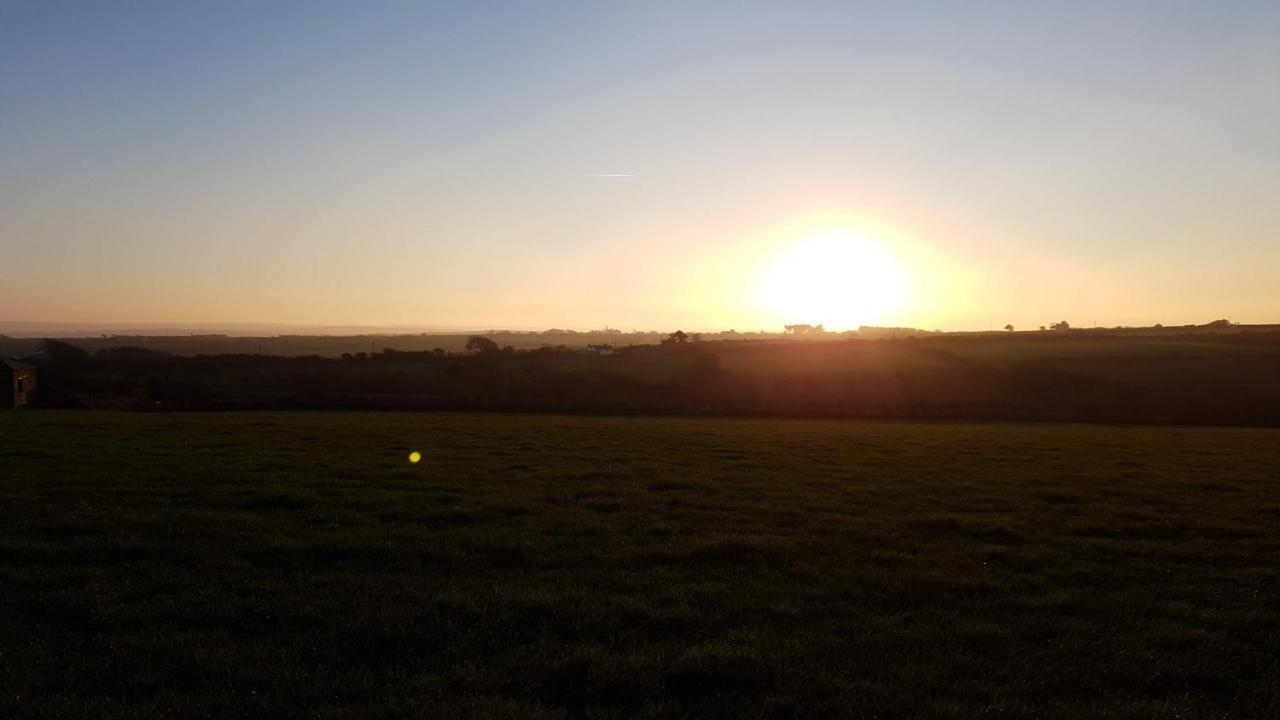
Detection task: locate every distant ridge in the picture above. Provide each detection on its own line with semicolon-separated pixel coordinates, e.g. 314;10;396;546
0;321;479;338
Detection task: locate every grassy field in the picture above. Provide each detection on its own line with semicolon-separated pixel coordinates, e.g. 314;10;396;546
2;412;1278;718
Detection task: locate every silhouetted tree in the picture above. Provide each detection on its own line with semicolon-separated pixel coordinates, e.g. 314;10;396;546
466;336;500;354
40;339;92;369
1004;324;1014;332
664;330;689;345
1050;321;1070;331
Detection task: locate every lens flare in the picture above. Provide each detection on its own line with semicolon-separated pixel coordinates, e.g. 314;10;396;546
408;451;422;464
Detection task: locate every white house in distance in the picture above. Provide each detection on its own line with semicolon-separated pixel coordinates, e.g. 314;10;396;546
582;344;616;356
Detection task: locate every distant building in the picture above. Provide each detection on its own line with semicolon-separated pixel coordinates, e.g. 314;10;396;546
582;344;616;356
1;357;37;408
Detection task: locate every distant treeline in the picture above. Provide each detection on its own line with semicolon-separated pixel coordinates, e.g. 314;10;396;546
22;330;1280;426
4;320;1275;359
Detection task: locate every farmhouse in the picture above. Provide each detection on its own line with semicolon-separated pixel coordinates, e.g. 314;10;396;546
1;357;37;408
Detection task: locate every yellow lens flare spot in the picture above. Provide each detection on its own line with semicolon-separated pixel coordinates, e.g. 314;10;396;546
408;451;422;464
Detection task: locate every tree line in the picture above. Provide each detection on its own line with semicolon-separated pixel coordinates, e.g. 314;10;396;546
19;332;1280;426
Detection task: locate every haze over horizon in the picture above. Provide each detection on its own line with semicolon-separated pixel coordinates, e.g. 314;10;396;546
4;1;1279;333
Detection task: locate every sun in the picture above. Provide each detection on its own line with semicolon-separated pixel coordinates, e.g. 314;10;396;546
761;229;908;330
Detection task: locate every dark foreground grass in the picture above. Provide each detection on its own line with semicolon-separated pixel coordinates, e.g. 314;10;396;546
1;412;1278;719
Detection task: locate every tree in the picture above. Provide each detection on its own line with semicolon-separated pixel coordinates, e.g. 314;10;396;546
1050;321;1070;331
466;335;500;354
1004;324;1014;332
664;330;689;345
39;339;92;369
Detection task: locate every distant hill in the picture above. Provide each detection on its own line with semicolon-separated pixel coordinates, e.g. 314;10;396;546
15;324;1280;426
3;321;1277;359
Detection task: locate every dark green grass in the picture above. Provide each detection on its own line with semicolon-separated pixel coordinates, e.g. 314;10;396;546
1;412;1278;719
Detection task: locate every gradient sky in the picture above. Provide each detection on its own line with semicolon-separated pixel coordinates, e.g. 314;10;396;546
3;1;1278;332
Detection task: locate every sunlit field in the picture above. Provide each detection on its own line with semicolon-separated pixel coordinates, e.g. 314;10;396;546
2;412;1278;718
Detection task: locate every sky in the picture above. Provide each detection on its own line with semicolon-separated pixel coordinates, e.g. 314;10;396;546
2;1;1278;333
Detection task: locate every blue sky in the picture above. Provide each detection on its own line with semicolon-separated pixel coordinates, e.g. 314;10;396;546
3;1;1278;331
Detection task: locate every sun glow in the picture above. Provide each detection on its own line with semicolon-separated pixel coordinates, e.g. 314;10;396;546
761;229;909;330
